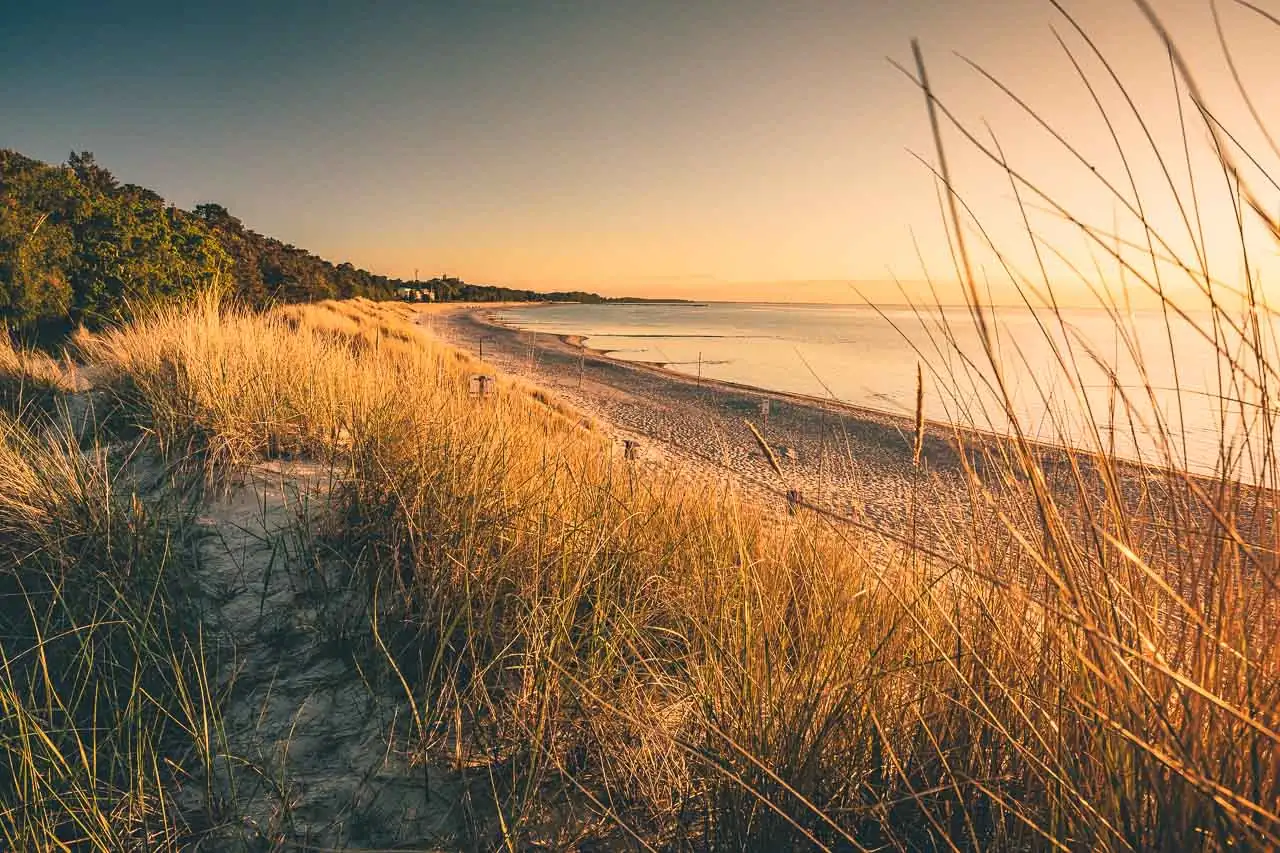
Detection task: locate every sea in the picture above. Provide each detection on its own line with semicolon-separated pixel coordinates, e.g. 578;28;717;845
494;301;1280;481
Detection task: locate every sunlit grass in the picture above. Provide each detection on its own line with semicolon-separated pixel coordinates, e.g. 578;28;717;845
3;1;1280;847
0;332;75;416
0;411;223;850
66;288;1276;848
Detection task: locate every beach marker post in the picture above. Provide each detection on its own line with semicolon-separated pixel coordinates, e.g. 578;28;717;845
469;374;495;399
913;362;925;467
760;398;770;426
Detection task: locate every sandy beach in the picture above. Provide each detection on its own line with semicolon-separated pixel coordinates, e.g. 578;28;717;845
416;303;1275;564
418;303;992;548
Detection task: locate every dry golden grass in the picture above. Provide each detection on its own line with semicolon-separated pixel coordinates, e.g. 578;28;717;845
0;333;75;414
68;292;1279;849
0;410;220;851
8;5;1280;845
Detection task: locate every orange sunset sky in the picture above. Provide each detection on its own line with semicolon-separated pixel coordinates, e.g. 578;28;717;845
5;0;1279;305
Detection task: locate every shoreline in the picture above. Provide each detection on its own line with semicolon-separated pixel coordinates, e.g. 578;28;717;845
409;302;1275;559
418;305;1090;545
461;303;1206;486
479;303;929;435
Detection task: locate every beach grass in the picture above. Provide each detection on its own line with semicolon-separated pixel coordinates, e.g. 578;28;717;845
0;332;76;417
0;404;224;850
3;2;1280;848
58;289;1277;849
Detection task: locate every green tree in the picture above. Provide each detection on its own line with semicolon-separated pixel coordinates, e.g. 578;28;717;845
66;150;118;195
65;173;227;324
0;205;74;324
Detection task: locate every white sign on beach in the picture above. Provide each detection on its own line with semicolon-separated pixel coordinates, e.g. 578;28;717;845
469;375;496;398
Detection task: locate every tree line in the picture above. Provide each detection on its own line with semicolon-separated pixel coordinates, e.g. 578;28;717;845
0;149;617;332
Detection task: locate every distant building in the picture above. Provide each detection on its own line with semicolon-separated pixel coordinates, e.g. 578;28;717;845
397;282;436;302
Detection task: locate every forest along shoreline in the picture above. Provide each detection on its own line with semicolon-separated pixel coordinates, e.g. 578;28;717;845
422;304;1275;569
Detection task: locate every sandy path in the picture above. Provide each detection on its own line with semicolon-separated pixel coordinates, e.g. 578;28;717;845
182;461;473;850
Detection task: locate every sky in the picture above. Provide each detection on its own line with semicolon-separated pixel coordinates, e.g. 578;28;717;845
4;0;1279;305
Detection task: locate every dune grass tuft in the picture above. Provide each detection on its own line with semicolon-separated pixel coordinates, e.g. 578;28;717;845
0;333;75;417
0;413;221;850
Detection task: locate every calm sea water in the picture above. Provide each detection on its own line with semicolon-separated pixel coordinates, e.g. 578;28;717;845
495;302;1280;480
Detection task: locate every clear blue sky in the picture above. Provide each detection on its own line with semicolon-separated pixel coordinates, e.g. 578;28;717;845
4;1;1277;304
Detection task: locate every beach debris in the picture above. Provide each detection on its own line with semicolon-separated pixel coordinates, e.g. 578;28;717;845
622;438;641;460
744;419;786;485
468;374;496;398
778;445;798;462
786;488;804;514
